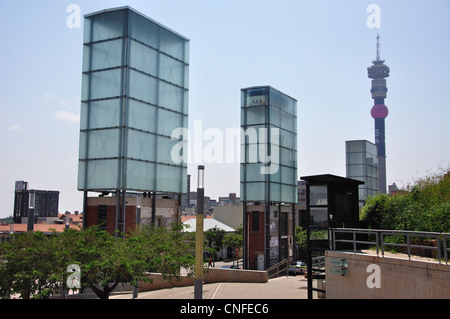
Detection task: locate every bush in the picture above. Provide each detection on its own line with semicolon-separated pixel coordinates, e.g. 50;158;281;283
361;169;450;233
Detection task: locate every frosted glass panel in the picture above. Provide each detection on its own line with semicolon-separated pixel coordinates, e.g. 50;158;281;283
81;99;121;130
279;129;295;148
128;11;160;49
80;159;119;190
156;136;179;164
129;40;158;76
126;130;156;162
125;160;155;191
270;182;281;202
127;100;157;132
156;164;182;193
281;184;295;203
245;182;265;202
89;39;123;71
281;112;296;131
128;70;158;104
246;106;266;125
246;163;265;182
86;129;120;159
91;10;125;42
347;153;364;164
269;165;281;183
87;69;122;100
160;28;185;61
157;108;183;137
269;107;281;127
349;165;364;176
158;82;184;113
79;129;120;160
159;54;184;87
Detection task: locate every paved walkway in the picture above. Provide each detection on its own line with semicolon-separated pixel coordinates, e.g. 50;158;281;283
111;275;308;299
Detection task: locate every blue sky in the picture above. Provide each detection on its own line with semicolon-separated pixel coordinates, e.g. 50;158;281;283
0;0;449;217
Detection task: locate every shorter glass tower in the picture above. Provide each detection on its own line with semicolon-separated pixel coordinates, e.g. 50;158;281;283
345;140;379;204
241;86;298;270
240;86;298;204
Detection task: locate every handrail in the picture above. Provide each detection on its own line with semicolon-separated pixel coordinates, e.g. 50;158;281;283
331;228;450;265
267;258;290;279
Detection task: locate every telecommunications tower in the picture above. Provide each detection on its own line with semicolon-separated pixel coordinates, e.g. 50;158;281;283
368;34;390;194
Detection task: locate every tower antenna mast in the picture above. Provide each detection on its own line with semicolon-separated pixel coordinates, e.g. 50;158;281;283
376;33;381;61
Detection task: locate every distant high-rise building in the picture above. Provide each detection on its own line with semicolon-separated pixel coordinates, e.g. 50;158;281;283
368;34;390;194
345;140;378;205
13;181;59;224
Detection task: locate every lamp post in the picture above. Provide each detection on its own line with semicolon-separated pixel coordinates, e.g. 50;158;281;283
27;191;35;232
133;194;142;299
194;165;205;299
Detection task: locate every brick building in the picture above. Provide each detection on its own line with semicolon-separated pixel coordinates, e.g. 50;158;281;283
84;195;180;236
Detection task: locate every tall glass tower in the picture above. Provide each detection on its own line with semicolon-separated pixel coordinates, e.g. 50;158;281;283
77;7;189;232
78;7;189;194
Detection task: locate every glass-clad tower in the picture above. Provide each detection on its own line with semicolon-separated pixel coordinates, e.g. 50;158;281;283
241;86;298;270
78;7;189;194
345;140;378;204
240;86;298;204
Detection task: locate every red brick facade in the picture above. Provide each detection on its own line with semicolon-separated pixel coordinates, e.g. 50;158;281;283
85;204;137;236
247;210;265;269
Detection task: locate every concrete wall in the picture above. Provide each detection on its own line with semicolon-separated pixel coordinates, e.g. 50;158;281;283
138;268;268;292
325;251;450;299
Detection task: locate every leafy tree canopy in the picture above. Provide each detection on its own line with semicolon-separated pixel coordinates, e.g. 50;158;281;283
361;169;450;233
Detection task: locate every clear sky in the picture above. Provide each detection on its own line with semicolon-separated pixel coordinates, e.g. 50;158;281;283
0;0;449;218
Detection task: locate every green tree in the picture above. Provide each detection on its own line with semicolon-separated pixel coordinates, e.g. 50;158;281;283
204;227;226;261
361;169;450;233
294;226;307;249
223;224;244;253
72;224;195;299
0;231;63;299
0;223;195;299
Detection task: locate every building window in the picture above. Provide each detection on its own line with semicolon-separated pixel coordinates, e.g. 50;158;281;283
252;211;260;232
98;205;107;230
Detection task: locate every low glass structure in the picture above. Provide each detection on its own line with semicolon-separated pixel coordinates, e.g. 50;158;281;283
78;7;189;194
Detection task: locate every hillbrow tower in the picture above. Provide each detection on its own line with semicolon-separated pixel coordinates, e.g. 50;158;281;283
368;34;390;194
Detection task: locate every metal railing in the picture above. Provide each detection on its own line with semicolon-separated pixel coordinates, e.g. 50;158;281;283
331;228;449;264
267;258;290;279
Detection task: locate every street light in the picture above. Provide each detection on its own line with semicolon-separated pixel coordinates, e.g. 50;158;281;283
133;194;142;299
194;165;205;299
198;165;205;189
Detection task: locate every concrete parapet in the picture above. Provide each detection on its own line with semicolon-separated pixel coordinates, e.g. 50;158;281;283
138;267;268;292
325;250;450;299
